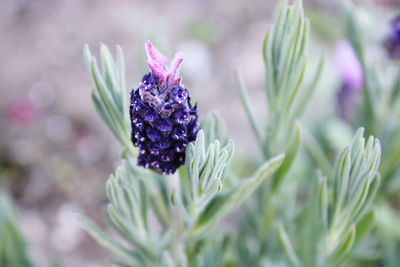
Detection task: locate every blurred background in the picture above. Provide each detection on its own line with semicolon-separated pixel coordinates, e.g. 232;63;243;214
0;0;399;266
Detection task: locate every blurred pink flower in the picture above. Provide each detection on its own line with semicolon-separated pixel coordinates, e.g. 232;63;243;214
334;40;363;92
334;41;364;121
8;97;38;125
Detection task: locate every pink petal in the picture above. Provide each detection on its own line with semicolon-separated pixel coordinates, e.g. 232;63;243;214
145;41;168;67
173;77;182;86
166;52;184;86
148;61;166;81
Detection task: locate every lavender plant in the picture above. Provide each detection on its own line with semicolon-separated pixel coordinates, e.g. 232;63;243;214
78;38;285;266
78;0;386;266
278;128;381;266
234;1;324;264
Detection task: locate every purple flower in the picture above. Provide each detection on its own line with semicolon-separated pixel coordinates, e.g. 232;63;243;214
334;41;364;120
384;15;400;60
334;41;363;92
130;41;200;175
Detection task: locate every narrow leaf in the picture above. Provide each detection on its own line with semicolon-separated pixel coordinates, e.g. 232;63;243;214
76;214;142;266
278;224;303;267
192;154;285;234
235;70;265;152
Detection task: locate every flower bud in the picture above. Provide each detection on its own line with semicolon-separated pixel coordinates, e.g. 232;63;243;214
130;41;200;175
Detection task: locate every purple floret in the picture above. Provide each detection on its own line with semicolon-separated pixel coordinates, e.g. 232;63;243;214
130;42;200;175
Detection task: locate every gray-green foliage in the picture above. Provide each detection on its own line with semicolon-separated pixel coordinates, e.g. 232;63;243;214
78;159;173;266
237;0;318;150
0;194;33;267
183;130;235;212
77;124;284;266
236;0;322;190
341;2;400;266
79;0;386;266
232;1;384;266
233;1;322;265
278;128;381;267
343;1;400;185
200;113;229;146
84;44;136;157
80;44;285;266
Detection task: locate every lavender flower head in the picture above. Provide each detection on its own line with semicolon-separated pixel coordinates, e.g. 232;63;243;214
384;15;400;60
130;41;200;175
334;41;364;120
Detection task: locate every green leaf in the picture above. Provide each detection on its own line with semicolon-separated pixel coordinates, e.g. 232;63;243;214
320;128;381;265
194;130;205;163
291;57;323;121
272;121;301;190
327;225;356;266
201;112;229;147
184;130;235;208
83;44;93;70
353;210;374;248
92;92;122;143
192;154;285;235
349;173;380;224
333;147;351;214
204;149;228;193
116;45;127;95
278;224;303;267
190;149;201;200
302;128;332;177
139;180;148;231
76;214;143;266
151;193;171;229
220;139;235;165
318;176;328;232
85;45;133;154
200;143;216;190
265;0;309;114
0;195;33;267
101;44;122;111
106;205;148;255
349;128;364;157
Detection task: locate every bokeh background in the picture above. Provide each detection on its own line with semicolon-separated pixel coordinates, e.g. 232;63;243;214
0;0;398;266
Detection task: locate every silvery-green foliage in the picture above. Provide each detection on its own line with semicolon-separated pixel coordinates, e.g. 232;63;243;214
191;153;284;237
340;3;400;265
200;112;229;148
262;0;309;139
183;130;234;212
78;158;173;266
0;194;33;267
78;0;387;266
80;44;285;265
237;0;322;189
77;131;284;266
278;128;381;267
195;237;231;267
343;1;400;184
84;44;136;157
232;1;322;265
